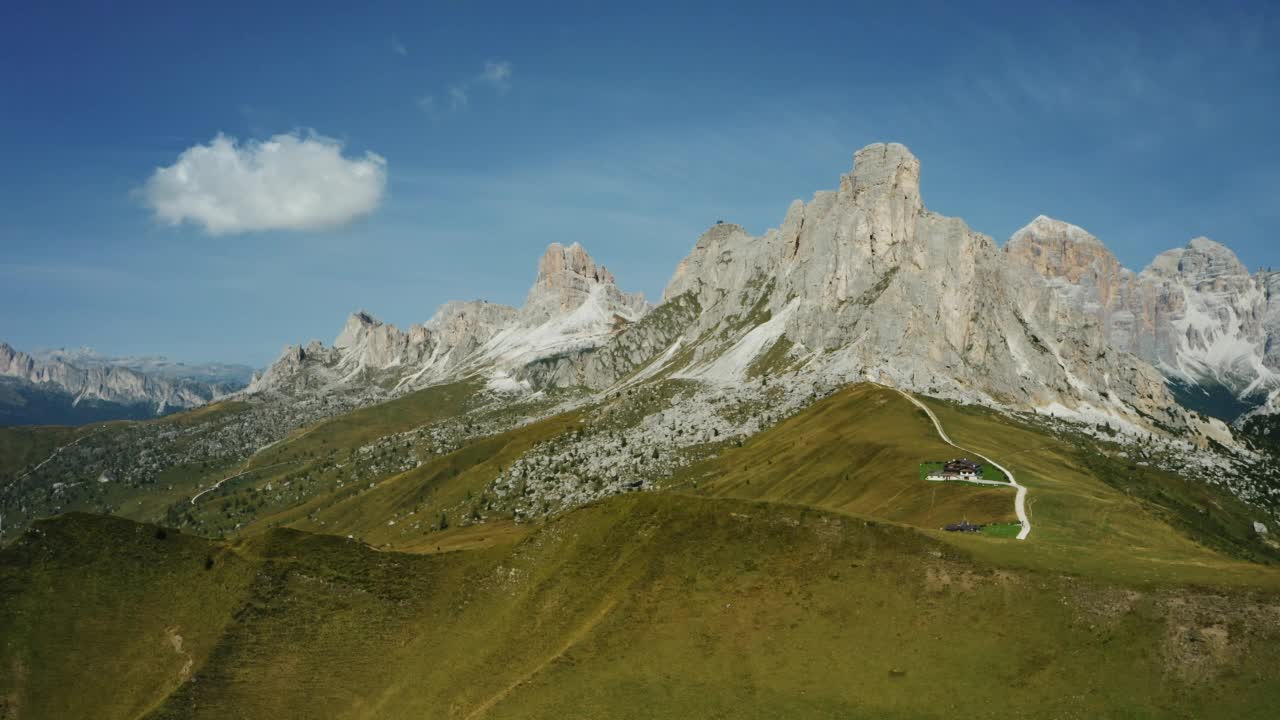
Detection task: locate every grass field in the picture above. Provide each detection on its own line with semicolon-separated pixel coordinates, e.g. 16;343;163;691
980;522;1023;538
6;381;1280;718
671;384;1018;530
4;495;1280;719
0;423;99;479
664;383;1280;587
245;408;586;549
921;396;1280;586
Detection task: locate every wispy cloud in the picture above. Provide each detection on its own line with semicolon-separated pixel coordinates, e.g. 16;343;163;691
926;7;1268;157
418;59;513;114
391;36;407;56
480;60;512;92
448;86;469;111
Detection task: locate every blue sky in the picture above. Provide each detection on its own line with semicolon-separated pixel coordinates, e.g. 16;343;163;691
2;0;1277;366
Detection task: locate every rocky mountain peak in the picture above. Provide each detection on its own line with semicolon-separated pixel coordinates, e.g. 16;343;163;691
1008;222;1278;414
526;242;615;315
1143;237;1248;281
1182;236;1249;279
1011;216;1106;248
522;242;648;324
335;311;384;350
843;142;922;211
620;142;1198;436
248;241;650;396
1004;216;1132;300
538;242;616;285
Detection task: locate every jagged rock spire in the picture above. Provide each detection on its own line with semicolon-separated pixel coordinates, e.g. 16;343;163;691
522;242;647;324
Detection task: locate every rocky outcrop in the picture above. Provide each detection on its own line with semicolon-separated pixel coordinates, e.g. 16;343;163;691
1006;218;1279;416
604;143;1198;435
1264;272;1280;371
521;242;648;324
0;341;230;423
1004;216;1146;353
247;243;649;395
515;291;701;389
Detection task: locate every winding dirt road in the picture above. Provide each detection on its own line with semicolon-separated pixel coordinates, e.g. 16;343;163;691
890;387;1032;540
190;460;297;505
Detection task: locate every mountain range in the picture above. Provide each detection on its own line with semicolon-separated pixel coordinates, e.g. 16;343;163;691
30;347;255;387
251;142;1263;442
0;343;246;426
1007;216;1280;420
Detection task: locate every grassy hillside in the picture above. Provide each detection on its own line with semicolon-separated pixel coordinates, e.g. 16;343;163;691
922;397;1280;585
0;514;256;719
673;384;1016;529
173;382;583;541
245;381;483;471
248;409;586;550
664;383;1278;588
0;424;93;479
3;497;1280;719
0;400;257;543
7;380;1280;718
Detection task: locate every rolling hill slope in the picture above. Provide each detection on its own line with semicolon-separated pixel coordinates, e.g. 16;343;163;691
673;384;1017;529
3;495;1280;719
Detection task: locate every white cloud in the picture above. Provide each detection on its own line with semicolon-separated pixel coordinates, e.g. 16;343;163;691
391;36;407;56
141;132;387;235
417;95;436;112
481;60;512;92
449;86;469;110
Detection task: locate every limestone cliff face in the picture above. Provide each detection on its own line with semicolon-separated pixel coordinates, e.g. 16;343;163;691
0;341;226;416
1004;217;1147;354
1264;272;1280;370
638;143;1186;431
1006;219;1279;405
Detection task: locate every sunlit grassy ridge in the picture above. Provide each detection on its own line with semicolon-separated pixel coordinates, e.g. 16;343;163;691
0;424;90;478
247;381;482;471
0;514;256;719
3;496;1280;719
672;384;1017;529
922;397;1280;585
6;380;1280;718
249;409;586;550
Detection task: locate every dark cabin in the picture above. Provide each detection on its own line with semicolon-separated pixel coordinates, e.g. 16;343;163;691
944;458;982;475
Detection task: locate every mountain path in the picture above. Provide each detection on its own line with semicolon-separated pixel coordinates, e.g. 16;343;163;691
17;427;105;481
889;387;1032;540
190;460;297;505
462;597;619;720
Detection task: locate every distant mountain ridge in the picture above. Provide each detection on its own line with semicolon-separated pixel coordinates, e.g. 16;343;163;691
30;346;255;386
1005;216;1280;419
0;342;243;426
